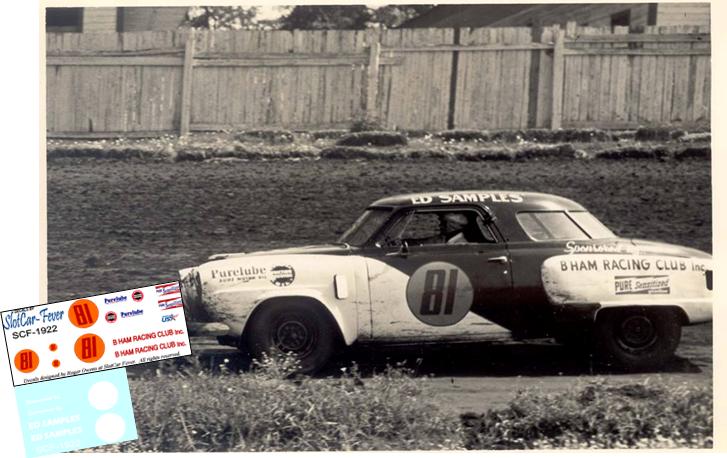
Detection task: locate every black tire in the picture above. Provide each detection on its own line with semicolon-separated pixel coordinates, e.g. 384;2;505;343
594;308;681;370
244;302;337;375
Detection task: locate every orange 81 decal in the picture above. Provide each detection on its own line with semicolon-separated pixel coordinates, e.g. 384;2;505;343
74;333;105;363
14;349;39;373
405;262;474;326
68;299;99;328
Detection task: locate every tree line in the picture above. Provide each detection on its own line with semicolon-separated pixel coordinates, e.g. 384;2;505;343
186;5;434;30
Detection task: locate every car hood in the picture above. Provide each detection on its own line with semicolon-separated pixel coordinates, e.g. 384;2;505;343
207;244;353;261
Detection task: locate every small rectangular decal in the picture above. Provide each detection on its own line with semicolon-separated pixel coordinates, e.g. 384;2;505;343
614;275;671;295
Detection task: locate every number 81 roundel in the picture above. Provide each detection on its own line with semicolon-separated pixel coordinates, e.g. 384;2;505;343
405;262;474;326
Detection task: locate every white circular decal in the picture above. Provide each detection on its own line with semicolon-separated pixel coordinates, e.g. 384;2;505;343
405;262;473;326
88;381;119;411
95;413;126;442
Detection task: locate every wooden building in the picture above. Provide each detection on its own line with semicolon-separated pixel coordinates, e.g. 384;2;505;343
400;3;710;29
46;7;188;33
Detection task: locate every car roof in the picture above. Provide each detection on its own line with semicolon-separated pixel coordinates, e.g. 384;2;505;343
369;190;587;212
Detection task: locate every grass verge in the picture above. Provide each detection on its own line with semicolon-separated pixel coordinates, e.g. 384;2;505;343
47;129;710;162
91;356;712;452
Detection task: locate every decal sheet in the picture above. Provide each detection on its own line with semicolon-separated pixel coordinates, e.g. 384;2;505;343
14;368;137;457
2;282;191;387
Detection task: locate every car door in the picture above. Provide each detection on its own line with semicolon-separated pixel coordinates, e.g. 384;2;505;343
364;206;514;342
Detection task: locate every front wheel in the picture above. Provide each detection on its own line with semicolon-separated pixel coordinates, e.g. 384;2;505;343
594;308;681;370
244;302;337;375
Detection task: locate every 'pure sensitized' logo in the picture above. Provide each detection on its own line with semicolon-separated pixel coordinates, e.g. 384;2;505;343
155;282;181;297
614;275;670;295
158;297;183;310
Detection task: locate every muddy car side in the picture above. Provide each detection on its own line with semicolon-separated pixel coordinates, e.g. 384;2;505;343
180;191;712;373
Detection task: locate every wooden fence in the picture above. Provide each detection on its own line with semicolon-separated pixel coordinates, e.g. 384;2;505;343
46;24;710;137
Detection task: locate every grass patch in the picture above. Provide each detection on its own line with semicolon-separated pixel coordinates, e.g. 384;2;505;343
91;355;711;452
101;356;462;452
462;379;712;449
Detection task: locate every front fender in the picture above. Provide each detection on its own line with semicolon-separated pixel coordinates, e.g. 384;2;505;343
248;289;358;345
184;254;369;346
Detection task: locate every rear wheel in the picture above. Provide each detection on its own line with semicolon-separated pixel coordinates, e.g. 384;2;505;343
594;308;681;370
244;302;337;375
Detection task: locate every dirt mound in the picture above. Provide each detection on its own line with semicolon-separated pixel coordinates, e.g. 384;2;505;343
235;130;295;144
634;127;686;142
437;128;611;143
336;131;408;147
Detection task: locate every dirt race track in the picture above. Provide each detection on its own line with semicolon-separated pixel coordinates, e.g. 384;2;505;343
48;157;712;412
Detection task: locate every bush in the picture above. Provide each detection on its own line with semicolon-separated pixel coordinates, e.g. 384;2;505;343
461;379;712;449
336;132;408;147
103;356;463;452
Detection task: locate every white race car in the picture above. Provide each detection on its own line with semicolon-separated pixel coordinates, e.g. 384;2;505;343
179;191;712;373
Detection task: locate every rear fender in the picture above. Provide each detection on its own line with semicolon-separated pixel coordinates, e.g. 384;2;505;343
595;300;705;325
541;254;712;325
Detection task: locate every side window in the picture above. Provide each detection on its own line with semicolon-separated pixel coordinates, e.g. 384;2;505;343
379;209;496;246
400;213;441;241
517;211;589;241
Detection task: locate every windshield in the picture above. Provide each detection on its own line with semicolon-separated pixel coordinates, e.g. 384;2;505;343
338;208;392;246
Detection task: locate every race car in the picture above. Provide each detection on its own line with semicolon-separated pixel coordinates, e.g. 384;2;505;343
179;191;712;373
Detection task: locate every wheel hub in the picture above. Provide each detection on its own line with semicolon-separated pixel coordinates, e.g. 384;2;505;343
274;320;310;353
618;315;657;350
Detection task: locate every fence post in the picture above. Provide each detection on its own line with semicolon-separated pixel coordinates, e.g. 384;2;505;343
550;26;565;130
179;28;196;136
365;36;381;121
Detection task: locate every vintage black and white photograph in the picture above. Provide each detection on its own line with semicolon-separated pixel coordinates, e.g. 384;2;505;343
45;2;712;451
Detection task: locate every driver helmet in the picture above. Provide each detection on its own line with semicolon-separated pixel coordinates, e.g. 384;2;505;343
443;213;468;231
